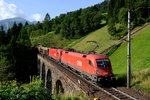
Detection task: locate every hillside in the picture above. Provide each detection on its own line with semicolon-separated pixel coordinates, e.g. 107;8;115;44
67;23;150;93
110;24;150;92
69;26;120;53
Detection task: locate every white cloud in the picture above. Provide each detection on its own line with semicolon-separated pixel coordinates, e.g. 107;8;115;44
0;0;25;20
30;13;43;22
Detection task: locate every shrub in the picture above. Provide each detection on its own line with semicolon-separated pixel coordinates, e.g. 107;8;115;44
0;80;52;100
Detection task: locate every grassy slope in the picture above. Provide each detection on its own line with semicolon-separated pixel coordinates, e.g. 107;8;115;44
70;26;120;53
110;24;150;92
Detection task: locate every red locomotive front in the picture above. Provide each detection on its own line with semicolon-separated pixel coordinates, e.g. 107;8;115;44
61;51;115;83
90;55;115;83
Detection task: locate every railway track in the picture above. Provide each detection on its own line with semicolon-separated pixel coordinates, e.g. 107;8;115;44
82;74;138;100
94;86;137;100
41;53;138;100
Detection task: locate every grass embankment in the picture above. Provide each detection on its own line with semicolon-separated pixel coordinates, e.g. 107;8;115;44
110;24;150;93
69;26;120;53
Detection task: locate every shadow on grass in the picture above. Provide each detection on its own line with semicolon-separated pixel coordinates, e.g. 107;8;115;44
115;74;127;87
131;81;141;87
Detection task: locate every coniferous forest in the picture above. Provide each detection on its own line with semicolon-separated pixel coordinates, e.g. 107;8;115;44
0;0;150;99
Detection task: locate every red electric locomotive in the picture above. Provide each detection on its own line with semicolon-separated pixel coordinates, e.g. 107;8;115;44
61;50;115;83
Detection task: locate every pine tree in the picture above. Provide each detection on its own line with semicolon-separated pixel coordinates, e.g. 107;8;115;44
0;26;5;45
43;13;51;33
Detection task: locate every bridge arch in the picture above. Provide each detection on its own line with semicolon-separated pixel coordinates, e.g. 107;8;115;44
37;59;41;75
41;63;45;86
55;80;64;95
46;69;52;93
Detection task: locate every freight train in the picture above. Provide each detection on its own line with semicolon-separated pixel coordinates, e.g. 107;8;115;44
38;45;116;84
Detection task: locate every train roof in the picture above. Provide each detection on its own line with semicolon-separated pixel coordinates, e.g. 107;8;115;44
63;50;108;59
49;48;109;59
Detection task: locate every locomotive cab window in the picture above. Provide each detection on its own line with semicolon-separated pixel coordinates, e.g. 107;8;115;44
88;60;93;66
96;59;111;69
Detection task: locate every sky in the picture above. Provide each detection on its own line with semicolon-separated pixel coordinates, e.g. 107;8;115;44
0;0;104;22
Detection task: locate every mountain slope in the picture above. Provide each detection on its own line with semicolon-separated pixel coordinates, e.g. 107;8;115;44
0;17;29;32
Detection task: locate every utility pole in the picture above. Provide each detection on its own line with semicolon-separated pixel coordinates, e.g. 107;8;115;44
127;8;131;88
126;1;150;89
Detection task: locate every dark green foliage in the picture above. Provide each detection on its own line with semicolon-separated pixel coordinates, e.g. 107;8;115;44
43;13;52;33
44;13;51;22
108;0;150;37
0;26;6;45
0;45;15;81
53;7;106;39
0;80;52;100
30;29;46;37
11;24;38;82
0;22;38;83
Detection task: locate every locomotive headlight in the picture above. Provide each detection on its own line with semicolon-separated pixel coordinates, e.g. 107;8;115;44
95;70;99;75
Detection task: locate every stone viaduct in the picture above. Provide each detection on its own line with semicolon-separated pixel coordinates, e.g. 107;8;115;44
37;54;82;95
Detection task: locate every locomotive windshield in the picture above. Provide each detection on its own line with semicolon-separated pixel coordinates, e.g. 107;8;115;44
96;59;111;69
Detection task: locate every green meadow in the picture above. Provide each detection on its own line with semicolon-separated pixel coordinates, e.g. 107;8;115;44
110;24;150;92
